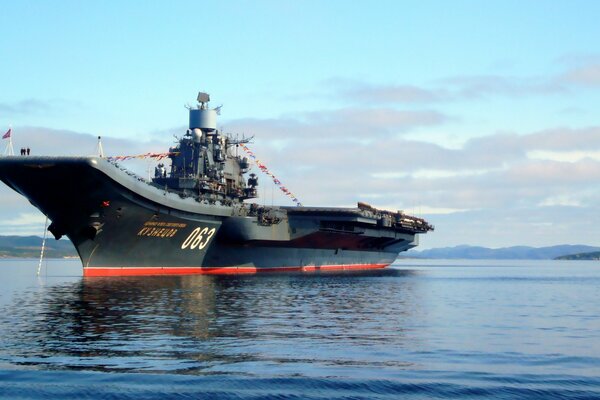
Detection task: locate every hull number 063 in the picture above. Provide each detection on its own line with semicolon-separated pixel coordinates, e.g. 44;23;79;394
181;227;216;250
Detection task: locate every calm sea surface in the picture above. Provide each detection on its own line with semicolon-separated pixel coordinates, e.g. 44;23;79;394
0;259;599;399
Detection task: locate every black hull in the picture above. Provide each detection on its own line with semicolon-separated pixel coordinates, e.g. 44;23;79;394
0;156;419;276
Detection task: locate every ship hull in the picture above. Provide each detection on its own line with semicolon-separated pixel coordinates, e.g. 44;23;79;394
0;156;415;276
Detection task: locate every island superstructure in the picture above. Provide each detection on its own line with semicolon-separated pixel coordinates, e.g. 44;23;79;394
0;92;433;276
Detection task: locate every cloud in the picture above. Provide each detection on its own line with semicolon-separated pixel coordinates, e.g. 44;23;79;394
0;99;80;117
456;127;600;168
326;58;600;106
147;125;187;140
0;99;54;117
326;75;567;105
437;75;565;99
419;205;600;249
2;212;46;227
528;150;600;162
504;159;600;186
0;186;47;235
326;78;441;104
520;127;600;151
226;107;449;143
539;194;581;207
561;62;600;87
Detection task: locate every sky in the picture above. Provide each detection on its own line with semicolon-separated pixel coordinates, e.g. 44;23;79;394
1;0;600;249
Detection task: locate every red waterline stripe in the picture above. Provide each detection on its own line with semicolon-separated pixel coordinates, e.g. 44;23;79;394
83;263;389;277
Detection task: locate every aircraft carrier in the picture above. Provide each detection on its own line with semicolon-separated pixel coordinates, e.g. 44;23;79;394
0;92;433;276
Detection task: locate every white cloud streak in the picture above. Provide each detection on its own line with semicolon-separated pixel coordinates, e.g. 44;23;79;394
325;58;600;106
0;99;81;117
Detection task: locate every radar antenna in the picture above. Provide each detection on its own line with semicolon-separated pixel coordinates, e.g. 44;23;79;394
197;92;210;109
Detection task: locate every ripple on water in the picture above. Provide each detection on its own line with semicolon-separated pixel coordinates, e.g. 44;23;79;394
0;260;599;399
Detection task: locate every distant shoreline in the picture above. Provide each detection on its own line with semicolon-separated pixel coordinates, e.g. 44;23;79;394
1;235;598;260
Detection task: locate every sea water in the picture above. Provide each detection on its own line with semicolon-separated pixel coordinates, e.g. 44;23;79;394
0;258;599;399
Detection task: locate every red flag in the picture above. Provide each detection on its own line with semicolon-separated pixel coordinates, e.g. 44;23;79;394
2;129;10;139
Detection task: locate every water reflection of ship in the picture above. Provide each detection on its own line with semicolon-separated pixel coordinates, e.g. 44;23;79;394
78;276;224;341
2;275;238;370
72;272;421;342
2;269;426;372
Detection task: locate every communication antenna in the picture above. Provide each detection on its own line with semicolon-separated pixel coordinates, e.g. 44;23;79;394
96;136;105;158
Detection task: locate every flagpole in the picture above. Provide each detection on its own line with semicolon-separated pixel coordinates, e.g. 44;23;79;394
3;125;14;156
8;136;14;156
9;124;13;155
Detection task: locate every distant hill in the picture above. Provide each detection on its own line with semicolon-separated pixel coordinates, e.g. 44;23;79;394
555;251;600;261
405;245;600;260
0;235;77;258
